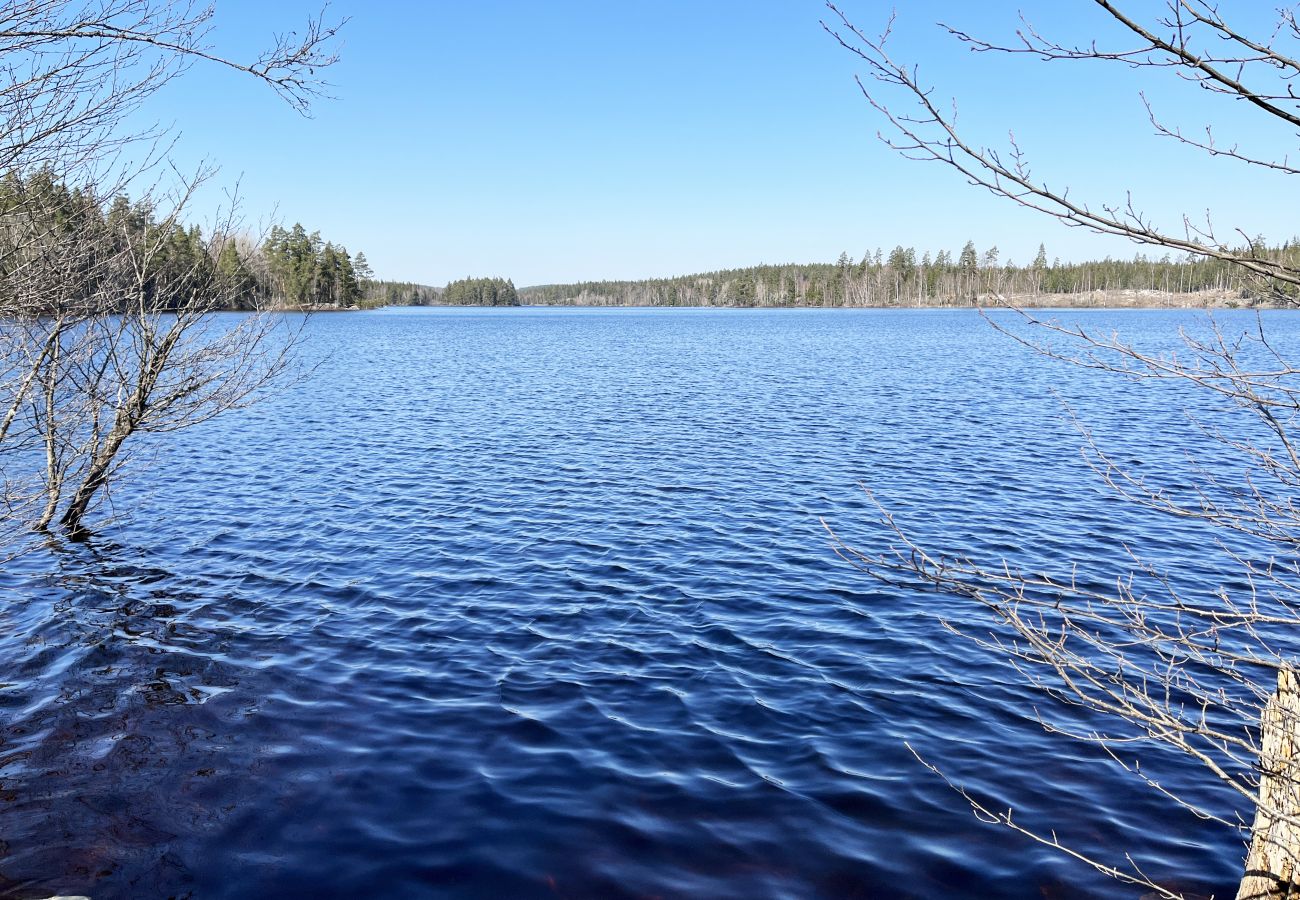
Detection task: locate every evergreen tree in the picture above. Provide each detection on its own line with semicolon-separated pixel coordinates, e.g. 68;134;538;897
353;251;373;281
441;276;521;307
958;241;978;271
216;240;258;309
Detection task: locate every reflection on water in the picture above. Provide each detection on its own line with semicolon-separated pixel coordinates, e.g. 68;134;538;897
0;307;1277;898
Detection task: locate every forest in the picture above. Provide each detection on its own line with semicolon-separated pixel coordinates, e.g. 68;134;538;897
519;241;1300;308
439;277;519;307
366;276;518;308
0;171;374;313
11;167;1291;314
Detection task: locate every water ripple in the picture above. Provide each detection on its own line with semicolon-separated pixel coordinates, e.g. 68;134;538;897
2;307;1284;898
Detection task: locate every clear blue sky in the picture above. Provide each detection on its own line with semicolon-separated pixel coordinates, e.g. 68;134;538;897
141;1;1295;287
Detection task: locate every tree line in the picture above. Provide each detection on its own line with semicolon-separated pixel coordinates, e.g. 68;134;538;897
0;171;378;313
0;170;534;317
360;276;518;308
361;280;441;307
19;168;1284;317
519;241;1298;308
261;223;370;309
438;276;519;306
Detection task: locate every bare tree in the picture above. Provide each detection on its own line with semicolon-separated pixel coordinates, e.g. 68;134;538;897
5;170;298;536
0;0;340;176
0;0;340;545
822;3;1300;897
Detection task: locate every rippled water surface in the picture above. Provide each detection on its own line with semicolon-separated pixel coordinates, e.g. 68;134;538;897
3;307;1293;898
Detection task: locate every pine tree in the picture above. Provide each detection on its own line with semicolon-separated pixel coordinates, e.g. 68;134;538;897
216;240;258;309
958;241;978;271
353;251;373;281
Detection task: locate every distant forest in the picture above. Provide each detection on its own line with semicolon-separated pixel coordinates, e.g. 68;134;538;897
368;276;519;307
516;241;1300;308
361;280;439;307
19;169;1285;312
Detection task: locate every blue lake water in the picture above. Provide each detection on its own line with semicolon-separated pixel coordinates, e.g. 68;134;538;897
2;306;1290;898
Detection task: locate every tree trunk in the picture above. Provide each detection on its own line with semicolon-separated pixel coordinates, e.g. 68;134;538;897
1239;667;1300;899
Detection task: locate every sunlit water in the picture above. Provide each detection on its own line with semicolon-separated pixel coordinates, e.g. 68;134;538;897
2;306;1292;899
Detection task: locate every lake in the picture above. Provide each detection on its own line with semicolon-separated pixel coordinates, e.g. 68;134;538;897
1;306;1283;898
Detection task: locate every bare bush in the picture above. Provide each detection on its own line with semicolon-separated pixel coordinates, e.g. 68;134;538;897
0;0;340;545
822;3;1300;896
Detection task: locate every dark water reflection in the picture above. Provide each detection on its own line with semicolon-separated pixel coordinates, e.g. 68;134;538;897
2;307;1290;898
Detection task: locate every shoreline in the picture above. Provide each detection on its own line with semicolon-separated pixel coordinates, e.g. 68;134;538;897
263;288;1288;313
490;288;1278;311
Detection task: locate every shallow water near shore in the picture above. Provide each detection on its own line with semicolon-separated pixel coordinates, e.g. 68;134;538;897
1;306;1287;898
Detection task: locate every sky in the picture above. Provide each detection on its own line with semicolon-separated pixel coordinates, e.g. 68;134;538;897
134;1;1297;287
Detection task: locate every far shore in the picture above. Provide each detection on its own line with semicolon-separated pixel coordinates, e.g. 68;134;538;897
482;288;1279;311
268;288;1288;314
